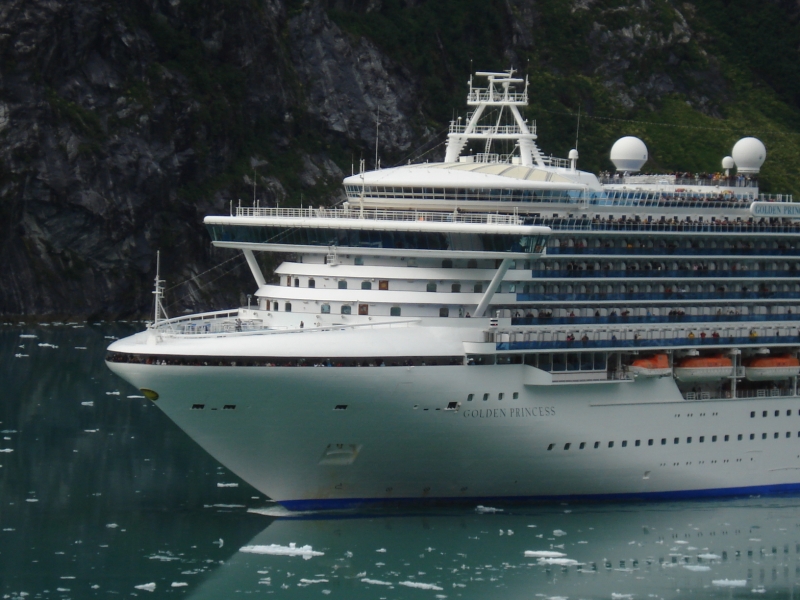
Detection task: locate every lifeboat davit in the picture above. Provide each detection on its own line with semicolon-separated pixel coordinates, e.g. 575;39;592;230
674;355;733;382
745;355;800;381
629;354;672;378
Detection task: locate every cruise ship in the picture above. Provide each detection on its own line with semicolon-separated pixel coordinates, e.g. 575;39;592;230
106;70;800;510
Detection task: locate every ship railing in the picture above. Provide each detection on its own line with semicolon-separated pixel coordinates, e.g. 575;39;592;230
467;89;528;104
448;123;528;136
527;268;798;280
494;334;800;351
547;245;800;257
541;156;571;169
516;290;800;303
600;175;760;188
153;314;422;338
512;314;800;327
234;206;523;225
536;220;800;236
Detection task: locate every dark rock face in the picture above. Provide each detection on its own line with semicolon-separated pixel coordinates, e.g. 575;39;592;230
0;0;421;318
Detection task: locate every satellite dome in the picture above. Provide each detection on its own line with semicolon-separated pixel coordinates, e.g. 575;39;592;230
610;136;648;172
731;137;766;174
568;149;579;160
721;156;735;170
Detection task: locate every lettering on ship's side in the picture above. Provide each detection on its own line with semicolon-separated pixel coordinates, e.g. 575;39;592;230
462;407;555;418
750;202;800;218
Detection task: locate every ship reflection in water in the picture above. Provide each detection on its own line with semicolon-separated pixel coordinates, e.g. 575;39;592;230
2;323;800;598
190;501;800;599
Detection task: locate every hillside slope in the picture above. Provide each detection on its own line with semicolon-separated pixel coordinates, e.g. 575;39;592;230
1;0;799;317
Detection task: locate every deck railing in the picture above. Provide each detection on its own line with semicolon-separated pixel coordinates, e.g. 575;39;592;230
234;206;523;226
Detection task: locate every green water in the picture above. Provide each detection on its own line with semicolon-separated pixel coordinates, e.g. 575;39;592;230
2;323;800;598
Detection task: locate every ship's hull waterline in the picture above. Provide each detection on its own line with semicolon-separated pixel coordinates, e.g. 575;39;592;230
106;360;800;509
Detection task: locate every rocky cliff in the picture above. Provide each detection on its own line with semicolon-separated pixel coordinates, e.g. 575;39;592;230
1;0;799;318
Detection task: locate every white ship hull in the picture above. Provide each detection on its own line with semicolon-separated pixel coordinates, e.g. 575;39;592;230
107;354;800;509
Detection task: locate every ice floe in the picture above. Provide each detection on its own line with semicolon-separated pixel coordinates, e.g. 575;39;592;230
217;483;239;487
362;578;392;586
37;343;58;348
105;391;120;396
19;334;37;339
683;565;711;572
537;558;582;566
475;505;503;513
240;543;324;559
171;582;188;588
712;579;748;587
697;553;722;560
134;583;156;592
81;401;94;407
552;529;567;536
0;449;14;453
298;578;328;586
524;551;567;558
398;581;443;590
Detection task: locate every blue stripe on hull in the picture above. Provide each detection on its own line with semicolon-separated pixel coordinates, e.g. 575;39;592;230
281;482;800;511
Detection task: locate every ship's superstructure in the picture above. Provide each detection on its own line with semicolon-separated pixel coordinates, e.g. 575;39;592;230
107;71;800;509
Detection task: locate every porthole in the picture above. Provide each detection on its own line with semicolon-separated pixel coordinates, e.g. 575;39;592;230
564;443;571;450
547;444;554;451
579;442;586;449
687;437;692;444
594;441;600;449
648;439;653;446
513;392;519;400
498;393;504;400
483;393;489;401
712;435;717;442
775;410;780;417
674;437;679;444
661;438;667;445
699;436;704;443
467;394;474;402
608;441;614;448
635;440;640;447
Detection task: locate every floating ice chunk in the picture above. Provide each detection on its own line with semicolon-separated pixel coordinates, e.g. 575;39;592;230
135;582;156;592
298;579;328;586
524;551;567;558
14;354;28;358
25;499;38;503
213;539;224;547
697;553;721;560
752;586;766;594
674;540;689;544
106;523;118;528
217;483;238;487
127;395;145;399
475;505;503;514
0;449;14;453
171;582;188;588
712;579;748;587
683;565;711;572
81;402;94;407
749;538;761;542
148;554;179;561
240;543;323;559
57;588;70;592
537;558;582;566
38;343;58;348
84;429;98;433
399;581;443;590
578;541;588;544
212;504;244;508
507;530;513;535
19;334;37;338
74;346;87;349
375;548;387;553
553;530;567;537
105;391;120;396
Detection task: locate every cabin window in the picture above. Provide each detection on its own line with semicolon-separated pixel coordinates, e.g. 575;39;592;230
547;444;554;451
608;441;614;448
286;276;291;286
474;283;483;293
321;304;330;314
498;393;504;400
427;282;438;292
358;304;369;315
341;305;351;315
355;256;364;265
439;307;449;318
467;259;477;268
635;440;640;447
648;439;653;446
442;259;453;268
273;302;279;311
621;440;627;447
294;278;300;287
452;283;461;293
285;302;292;312
361;281;372;290
579;442;586;449
379;280;389;290
338;280;348;289
483;393;489;401
513;392;519;399
594;442;599;448
390;306;401;317
564;443;571;450
308;278;315;288
467;394;474;401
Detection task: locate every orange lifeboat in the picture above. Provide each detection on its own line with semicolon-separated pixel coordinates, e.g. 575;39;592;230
674;355;733;382
629;354;672;378
745;355;800;381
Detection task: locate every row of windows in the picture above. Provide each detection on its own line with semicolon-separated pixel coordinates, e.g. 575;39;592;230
466;392;520;401
288;277;486;294
547;431;800;451
209;224;544;253
268;302;453;317
751;410;800;417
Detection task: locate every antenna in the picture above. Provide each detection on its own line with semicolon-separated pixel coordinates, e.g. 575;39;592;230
152;251;168;325
575;104;581;151
253;167;257;205
374;108;380;170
